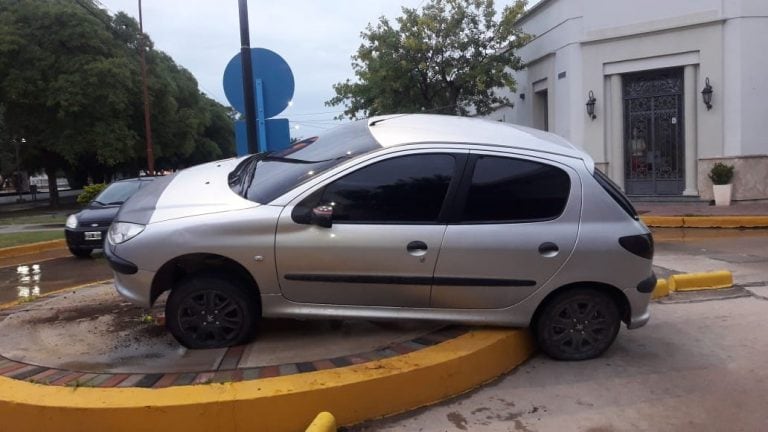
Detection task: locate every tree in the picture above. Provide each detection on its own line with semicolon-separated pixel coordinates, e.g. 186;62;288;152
0;0;138;206
327;0;530;119
0;1;234;206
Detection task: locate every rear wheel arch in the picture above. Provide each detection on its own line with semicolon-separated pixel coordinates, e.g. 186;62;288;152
531;281;630;330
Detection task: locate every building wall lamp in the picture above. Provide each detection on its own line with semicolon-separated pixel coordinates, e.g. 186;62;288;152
585;90;597;120
701;77;713;110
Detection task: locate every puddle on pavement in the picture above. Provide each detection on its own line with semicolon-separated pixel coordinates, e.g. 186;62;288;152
0;255;114;304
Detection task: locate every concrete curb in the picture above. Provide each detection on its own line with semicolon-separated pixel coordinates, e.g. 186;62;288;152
641;215;768;228
0;239;66;259
652;270;734;299
0;329;535;432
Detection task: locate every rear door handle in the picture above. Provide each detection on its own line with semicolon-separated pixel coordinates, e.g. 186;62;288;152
538;242;559;258
407;241;428;256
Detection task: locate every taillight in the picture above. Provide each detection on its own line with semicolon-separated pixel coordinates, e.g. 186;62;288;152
619;233;654;260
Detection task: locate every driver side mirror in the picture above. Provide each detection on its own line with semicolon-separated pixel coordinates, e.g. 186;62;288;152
311;205;334;228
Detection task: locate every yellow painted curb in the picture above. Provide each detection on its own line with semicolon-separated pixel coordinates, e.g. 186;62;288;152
641;215;768;228
0;239;66;259
306;412;337;432
652;279;669;300
668;270;733;292
641;216;684;228
0;328;534;432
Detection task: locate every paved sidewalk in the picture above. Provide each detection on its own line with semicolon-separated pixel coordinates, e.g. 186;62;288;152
635;201;768;216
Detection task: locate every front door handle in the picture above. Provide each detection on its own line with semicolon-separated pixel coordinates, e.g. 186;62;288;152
407;241;428;256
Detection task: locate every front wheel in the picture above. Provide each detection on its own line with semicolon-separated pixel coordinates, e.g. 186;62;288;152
166;275;260;349
534;288;621;361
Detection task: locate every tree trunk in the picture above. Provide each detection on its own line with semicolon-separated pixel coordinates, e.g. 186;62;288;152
45;166;59;208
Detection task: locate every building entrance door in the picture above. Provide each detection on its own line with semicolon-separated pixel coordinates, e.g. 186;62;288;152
623;68;684;195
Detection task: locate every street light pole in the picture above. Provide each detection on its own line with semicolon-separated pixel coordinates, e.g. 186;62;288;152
14;138;25;202
238;0;258;154
138;0;155;175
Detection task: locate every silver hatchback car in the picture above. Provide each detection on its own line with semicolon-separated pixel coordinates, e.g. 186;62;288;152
106;114;654;360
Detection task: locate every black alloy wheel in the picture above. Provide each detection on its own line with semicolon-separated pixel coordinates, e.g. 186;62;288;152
535;288;621;361
166;275;259;349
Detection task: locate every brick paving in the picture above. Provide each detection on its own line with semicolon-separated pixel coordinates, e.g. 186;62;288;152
0;290;466;388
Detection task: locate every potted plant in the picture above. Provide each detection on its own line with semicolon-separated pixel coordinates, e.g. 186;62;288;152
708;162;735;206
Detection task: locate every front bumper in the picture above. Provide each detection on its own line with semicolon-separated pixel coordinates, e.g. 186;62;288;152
106;243;154;307
64;227;108;249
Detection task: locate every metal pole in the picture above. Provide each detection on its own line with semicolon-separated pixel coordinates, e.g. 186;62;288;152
238;0;259;154
139;0;155;174
14;138;22;202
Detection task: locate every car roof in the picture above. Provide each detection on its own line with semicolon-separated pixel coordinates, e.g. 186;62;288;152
366;114;586;160
113;176;157;183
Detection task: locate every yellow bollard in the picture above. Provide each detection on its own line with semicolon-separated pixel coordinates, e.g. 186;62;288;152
306;412;337;432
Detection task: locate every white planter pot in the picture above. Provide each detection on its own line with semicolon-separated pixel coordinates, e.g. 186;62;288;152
713;184;732;206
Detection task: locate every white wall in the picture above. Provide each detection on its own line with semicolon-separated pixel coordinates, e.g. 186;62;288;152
505;0;767;166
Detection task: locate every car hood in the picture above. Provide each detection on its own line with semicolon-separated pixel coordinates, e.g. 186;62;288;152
116;157;259;225
76;206;121;227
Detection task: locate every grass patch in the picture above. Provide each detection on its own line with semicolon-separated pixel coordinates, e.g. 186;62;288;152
0;231;64;248
0;204;80;226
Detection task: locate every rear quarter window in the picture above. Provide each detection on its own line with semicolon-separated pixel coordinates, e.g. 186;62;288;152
593;169;639;219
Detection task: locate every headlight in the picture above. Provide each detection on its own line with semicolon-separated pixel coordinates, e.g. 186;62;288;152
108;222;145;245
65;214;78;229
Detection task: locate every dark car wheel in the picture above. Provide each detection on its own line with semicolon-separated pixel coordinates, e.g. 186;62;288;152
535;288;621;361
166;275;260;349
68;246;93;258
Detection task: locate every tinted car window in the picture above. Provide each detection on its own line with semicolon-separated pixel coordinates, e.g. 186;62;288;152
320;154;455;223
231;120;382;204
461;156;570;223
93;181;142;205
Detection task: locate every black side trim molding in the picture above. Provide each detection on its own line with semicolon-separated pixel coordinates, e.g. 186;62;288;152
284;274;536;287
636;273;658;293
105;244;138;275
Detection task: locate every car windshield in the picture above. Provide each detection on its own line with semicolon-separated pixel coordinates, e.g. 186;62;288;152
229;120;382;203
93;181;143;206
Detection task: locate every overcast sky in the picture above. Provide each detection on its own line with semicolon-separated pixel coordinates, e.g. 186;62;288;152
98;0;537;138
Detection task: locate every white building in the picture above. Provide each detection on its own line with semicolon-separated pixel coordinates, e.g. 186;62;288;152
490;0;768;201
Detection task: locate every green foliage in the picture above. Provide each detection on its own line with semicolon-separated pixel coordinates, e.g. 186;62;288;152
327;0;531;119
708;162;735;185
0;1;234;205
77;183;107;204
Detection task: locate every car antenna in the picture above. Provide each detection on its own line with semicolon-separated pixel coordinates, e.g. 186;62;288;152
369;113;411;127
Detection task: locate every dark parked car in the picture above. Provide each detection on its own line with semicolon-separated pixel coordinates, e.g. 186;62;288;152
65;177;155;257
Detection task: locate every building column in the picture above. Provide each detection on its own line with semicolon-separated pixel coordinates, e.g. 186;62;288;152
683;65;699;196
609;74;625;190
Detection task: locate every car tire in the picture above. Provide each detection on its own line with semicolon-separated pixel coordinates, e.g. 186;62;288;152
68;246;93;258
166;275;260;349
534;288;621;361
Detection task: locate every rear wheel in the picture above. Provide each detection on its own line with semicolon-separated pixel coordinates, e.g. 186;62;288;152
534;288;621;361
68;246;92;258
166;275;260;349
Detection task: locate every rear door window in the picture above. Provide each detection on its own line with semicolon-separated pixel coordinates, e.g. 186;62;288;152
460;156;571;223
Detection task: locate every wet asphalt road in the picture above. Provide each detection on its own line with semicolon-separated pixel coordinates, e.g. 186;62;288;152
0;251;113;304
